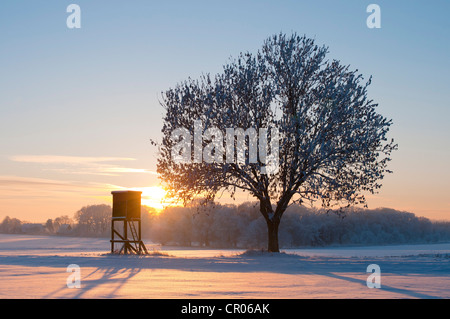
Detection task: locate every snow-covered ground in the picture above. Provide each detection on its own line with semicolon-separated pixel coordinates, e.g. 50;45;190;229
0;234;449;299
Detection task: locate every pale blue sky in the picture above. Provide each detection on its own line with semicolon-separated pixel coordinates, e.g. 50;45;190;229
0;1;449;221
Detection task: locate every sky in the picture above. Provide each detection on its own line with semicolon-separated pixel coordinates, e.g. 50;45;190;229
0;0;449;222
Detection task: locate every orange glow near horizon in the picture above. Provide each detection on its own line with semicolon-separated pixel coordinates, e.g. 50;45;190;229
130;186;169;212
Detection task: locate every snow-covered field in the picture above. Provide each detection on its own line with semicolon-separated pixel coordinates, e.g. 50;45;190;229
0;234;449;299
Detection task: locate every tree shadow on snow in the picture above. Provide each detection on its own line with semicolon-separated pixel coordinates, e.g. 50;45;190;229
1;252;446;299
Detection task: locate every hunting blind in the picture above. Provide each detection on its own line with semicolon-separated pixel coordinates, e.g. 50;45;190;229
110;190;148;254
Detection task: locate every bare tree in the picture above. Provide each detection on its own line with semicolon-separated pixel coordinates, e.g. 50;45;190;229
156;33;397;252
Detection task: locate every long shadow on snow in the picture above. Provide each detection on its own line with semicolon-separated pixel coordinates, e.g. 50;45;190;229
1;253;447;299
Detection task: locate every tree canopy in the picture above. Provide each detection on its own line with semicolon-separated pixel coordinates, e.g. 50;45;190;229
156;32;397;252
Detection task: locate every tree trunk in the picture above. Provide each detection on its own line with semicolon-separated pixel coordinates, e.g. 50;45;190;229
260;198;281;252
266;219;280;252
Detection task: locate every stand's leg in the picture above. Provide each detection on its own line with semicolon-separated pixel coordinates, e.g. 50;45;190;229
111;219;114;253
138;220;142;254
124;220;128;254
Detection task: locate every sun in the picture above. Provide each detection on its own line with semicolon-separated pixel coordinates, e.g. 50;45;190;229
130;186;168;211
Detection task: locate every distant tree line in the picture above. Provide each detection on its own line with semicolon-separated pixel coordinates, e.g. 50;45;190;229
0;204;113;237
1;202;450;248
146;202;450;248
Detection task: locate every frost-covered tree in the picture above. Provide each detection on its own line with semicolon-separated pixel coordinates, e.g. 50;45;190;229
45;219;54;234
156;33;397;252
74;205;110;236
0;216;22;234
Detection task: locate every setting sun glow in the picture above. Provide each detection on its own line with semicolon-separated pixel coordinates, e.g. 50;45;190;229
131;186;168;211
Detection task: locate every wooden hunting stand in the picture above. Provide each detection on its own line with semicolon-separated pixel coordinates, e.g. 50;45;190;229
110;190;148;254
